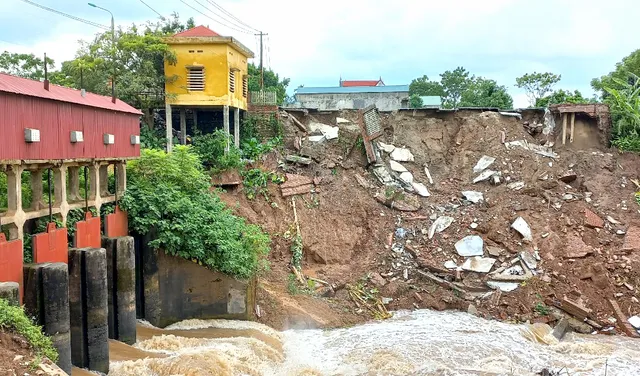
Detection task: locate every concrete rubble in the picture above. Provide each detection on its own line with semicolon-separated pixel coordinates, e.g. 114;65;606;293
473;169;498;184
390;147;415;162
461;256;496;273
389;160;407;172
473;155;496;173
461;191;484;204
428;216;454;239
455;235;484;257
511;217;533;242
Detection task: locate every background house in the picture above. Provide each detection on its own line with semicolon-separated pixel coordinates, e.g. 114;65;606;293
163;25;254;151
339;78;385;87
292;84;410;111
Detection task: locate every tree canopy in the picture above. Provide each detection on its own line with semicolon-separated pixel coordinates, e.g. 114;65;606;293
0;52;54;80
515;72;561;106
535;89;591;107
592;49;640;99
247;63;290;105
409;68;513;109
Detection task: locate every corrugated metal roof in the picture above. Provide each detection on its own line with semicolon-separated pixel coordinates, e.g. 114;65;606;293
341;80;381;87
0;73;142;115
419;96;442;107
296;85;409;95
173;25;221;37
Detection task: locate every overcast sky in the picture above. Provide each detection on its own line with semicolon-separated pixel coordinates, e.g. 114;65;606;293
1;0;637;107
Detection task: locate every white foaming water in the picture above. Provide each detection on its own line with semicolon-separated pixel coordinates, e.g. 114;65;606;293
109;310;640;376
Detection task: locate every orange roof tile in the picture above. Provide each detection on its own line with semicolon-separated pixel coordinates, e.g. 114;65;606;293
173;25;220;37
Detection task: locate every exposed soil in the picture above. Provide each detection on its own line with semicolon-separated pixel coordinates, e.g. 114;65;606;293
0;330;61;376
220;109;640;336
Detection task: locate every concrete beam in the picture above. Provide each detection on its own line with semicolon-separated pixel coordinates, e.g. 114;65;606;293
103;236;136;345
69;248;109;374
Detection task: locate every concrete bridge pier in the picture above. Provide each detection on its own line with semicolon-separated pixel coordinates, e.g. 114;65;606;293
103;236;137;345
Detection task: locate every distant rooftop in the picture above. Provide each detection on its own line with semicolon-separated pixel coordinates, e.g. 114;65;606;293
296;85;409;95
173;25;220;38
340;78;384;87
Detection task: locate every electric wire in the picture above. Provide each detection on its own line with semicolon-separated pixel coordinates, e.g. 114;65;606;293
204;0;259;33
18;0;110;30
139;0;165;19
180;0;253;34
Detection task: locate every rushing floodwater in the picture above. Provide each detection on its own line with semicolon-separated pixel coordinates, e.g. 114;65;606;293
104;310;640;376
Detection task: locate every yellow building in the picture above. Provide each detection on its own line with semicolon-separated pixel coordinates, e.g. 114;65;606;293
164;25;255;151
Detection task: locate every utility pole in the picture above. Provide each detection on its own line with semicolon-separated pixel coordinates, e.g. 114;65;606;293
255;31;267;90
88;2;115;103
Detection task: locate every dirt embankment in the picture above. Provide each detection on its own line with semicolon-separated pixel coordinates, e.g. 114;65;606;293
220;109;640;336
0;331;63;375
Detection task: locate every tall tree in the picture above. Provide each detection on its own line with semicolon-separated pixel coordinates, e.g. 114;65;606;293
459;78;513;109
592;49;640;99
0;52;55;80
515;72;561;106
247;63;290;105
535;89;591;107
409;75;445;97
440;67;471;108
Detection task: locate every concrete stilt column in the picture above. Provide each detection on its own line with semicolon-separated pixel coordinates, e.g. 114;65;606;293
180;108;187;145
99;165;109;197
115;162;126;197
223;105;230;153
234;107;240;148
166;103;173;153
23;263;72;375
6;165;25;240
54;166;68;226
30;169;44;211
103;236;136;345
0;282;19;306
68;248;109;374
88;164;102;213
68;167;81;202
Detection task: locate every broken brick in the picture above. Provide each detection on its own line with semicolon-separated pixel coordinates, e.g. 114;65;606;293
622;226;640;252
584;209;604;229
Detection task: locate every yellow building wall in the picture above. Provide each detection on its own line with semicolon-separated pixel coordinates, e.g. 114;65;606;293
165;43;249;110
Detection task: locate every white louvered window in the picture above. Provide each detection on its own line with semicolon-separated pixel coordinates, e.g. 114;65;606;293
229;69;236;93
187;67;205;91
242;75;248;98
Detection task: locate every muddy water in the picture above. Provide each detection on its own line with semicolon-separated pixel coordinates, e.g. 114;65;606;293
82;310;639;376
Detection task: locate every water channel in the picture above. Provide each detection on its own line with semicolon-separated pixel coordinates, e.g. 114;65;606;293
74;309;640;376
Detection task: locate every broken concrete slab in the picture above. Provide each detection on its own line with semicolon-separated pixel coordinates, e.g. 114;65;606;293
390;147;415;162
399;172;414;184
461;256;496;273
378;142;396;154
506;181;525;190
511;217;533;242
308;122;339;140
389;160;407;172
372;165;395;185
428;216;454;239
473;169;497;184
308;135;325;142
486;246;504;257
455;235;484;257
552;318;570;340
473;156;496;173
336;117;351;124
412;182;430;197
444;260;457;269
520;250;538;270
486;281;519;292
286;155;312;165
461;191;484;204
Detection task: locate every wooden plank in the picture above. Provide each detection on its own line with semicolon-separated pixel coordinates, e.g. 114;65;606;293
562;113;567;145
608;299;640;337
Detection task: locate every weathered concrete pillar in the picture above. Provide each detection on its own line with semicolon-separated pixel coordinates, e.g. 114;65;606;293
23;263;72;375
136;231;160;326
88;164;102;213
30;169;44;211
180;107;187;145
6;165;25;240
165;103;173;153
223;105;230;153
54;166;68;226
0;282;19;306
68;166;81;202
115;162;126;197
102;236;136;345
68;248;109;374
234;107;240;148
99;164;109;197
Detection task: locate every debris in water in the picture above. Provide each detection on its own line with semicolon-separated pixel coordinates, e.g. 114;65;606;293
461;256;496;273
428;216;454;239
389;160;407;172
390;147;415;162
455;235;484;257
552;318;570;340
473;155;496;173
473;169;497;183
487;280;519;292
511;217;533;242
461;191;484;203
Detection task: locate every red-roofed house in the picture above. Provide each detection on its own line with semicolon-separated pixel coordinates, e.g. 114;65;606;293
339;78;385;87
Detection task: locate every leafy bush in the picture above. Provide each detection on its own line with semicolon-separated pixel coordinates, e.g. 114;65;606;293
191;129;244;173
140;126;166;150
241;168;284;201
120;146;270;279
606;73;640;151
0;299;58;362
241;136;282;161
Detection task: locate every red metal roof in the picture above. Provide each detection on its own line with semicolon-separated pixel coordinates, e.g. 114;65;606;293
173;25;221;37
340;80;383;87
0;73;142;115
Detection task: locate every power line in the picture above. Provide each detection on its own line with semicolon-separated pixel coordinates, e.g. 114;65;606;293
180;0;253;34
139;0;165;20
266;35;271;70
18;0;110;30
205;0;259;33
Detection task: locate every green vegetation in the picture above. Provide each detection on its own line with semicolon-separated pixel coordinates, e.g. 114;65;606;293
0;299;58;362
241;168;283;201
191;130;243;173
534;302;550;316
605;74;640;151
120;146;270;279
536;89;592;107
515;72;562;106
592;49;640;99
409;67;513;109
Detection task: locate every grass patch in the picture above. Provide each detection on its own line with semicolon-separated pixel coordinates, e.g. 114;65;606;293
0;299;58;362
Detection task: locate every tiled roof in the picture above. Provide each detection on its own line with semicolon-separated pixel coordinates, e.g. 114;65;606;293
0;73;142;115
296;85;409;95
173;25;221;37
341;80;381;87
